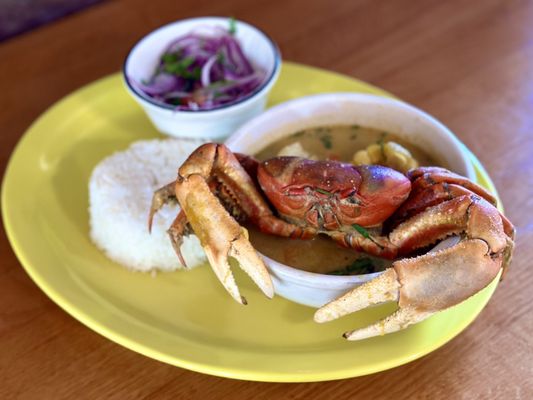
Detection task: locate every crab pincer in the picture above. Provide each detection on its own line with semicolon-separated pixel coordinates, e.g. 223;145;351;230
315;193;514;340
149;143;276;304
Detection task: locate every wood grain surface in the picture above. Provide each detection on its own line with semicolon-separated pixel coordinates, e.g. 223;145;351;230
1;0;532;398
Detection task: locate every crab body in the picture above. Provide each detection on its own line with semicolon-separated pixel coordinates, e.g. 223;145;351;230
257;158;411;230
149;143;515;340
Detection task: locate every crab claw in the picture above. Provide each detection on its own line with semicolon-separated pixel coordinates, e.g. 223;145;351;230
315;195;513;340
151;143;319;304
175;174;274;304
315;238;502;340
153;142;285;304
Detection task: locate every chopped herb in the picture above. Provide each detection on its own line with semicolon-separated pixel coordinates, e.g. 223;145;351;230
182;56;195;68
315;188;333;196
319;134;333;149
162;53;178;63
190;67;202;80
352;224;385;249
328;257;378;275
163;55;196;78
314;127;331;135
292;130;305;138
352;223;371;239
350;133;358;140
168;98;183;105
351;124;360;130
229;17;237;35
377;131;388;144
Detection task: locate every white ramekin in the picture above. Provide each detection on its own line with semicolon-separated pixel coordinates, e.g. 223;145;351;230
225;93;475;308
123;17;281;141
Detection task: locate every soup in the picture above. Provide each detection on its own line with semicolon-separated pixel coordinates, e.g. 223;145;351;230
256;125;437;165
248;125;439;275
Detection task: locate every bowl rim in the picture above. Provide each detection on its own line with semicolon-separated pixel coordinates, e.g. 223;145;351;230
263;253;385;287
225;93;476;284
226;92;476;180
122;16;281;114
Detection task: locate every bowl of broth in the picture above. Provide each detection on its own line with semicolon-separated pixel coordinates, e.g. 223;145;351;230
225;93;475;307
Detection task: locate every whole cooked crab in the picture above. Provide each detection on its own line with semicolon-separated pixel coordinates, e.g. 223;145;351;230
149;143;515;340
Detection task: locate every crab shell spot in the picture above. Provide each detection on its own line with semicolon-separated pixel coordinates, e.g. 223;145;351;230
394;239;502;313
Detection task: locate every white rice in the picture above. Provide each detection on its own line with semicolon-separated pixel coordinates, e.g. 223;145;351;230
89;139;207;272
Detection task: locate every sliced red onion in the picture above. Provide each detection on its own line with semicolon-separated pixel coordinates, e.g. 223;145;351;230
133;23;266;110
133;73;177;96
201;55;218;87
165;34;205;53
162;90;191;100
224;37;253;75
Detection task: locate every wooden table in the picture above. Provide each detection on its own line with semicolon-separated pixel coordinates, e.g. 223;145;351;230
1;0;532;398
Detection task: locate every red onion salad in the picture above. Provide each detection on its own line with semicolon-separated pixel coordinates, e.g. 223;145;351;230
132;21;266;111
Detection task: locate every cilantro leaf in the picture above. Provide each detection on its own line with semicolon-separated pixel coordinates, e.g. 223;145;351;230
229;17;237;35
328;257;377;275
163;55;197;79
352;223;371;239
319;134;333;149
162;53;178;63
315;188;333;196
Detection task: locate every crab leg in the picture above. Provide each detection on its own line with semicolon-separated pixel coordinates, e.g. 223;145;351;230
150;143;314;304
166;211;190;267
148;181;177;233
388;167;499;229
407;167;497;205
330;231;398;259
315;195;513;340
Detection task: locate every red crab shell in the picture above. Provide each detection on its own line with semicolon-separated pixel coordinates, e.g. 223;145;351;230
257;157;412;229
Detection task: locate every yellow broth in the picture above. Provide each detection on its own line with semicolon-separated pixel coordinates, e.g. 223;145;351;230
249;125;438;275
247;225;390;274
256;125;437;164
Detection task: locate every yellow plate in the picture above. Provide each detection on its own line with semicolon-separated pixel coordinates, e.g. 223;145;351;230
2;62;502;382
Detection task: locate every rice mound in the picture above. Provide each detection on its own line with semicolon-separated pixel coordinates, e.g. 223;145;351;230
89;139;207;272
